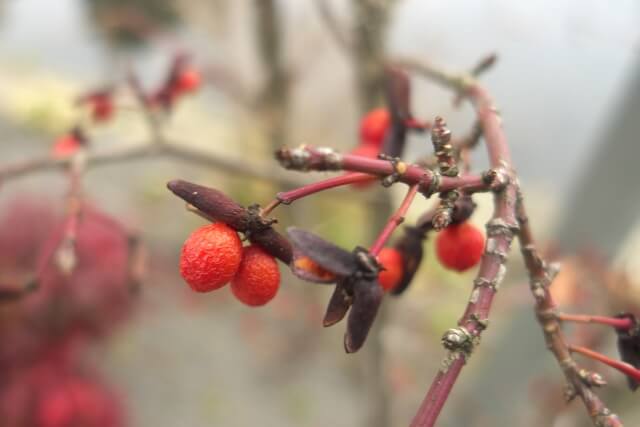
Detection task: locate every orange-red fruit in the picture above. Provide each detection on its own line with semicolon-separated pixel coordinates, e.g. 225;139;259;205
294;256;337;281
435;222;485;272
180;223;243;292
377;247;404;291
175;68;202;93
231;245;280;307
359;108;390;148
51;135;80;158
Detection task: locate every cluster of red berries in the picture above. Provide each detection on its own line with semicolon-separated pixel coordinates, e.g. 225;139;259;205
149;56;202;111
179;222;280;306
0;354;125;427
0;198;132;426
51;54;203;159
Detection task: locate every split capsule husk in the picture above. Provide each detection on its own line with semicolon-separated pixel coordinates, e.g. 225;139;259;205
287;227;384;353
167;179;292;264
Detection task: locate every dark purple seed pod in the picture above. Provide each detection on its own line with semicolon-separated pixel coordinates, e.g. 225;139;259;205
167;180;249;230
323;281;352;327
450;195;477;225
381;66;411;158
391;226;425;296
615;313;640;391
344;279;384;353
249;228;293;264
167;179;292;263
384;65;411;122
287;227;357;277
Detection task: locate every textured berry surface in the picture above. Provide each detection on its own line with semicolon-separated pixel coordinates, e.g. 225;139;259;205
51;135;80;158
231;245;280;307
377;247;404;291
180;223;243;292
435;222;485;272
175;68;201;93
359;108;390;148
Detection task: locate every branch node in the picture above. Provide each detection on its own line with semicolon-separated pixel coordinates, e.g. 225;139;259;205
378;154;406;187
441;326;476;355
486;217;519;237
578;368;607;388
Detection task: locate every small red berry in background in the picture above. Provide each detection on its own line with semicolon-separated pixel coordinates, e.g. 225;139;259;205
435;222;485;272
174;67;201;94
89;94;114;122
180;222;243;293
51;134;81;158
359;108;390;148
231;245;280;307
377;247;404;291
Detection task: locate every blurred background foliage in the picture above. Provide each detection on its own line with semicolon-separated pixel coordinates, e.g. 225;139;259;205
0;1;639;426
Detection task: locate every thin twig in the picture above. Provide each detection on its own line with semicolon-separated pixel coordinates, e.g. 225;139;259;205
517;195;623;426
558;313;635;330
369;184;419;256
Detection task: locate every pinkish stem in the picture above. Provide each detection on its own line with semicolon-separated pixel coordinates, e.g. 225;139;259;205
570;345;640;383
558;313;635;330
277;172;375;204
369;184;419;256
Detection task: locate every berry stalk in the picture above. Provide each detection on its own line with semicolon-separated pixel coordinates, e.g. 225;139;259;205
570;345;640;384
558;313;635;330
276;172;376;205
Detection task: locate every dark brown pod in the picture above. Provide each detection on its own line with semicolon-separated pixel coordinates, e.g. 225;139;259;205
168;179;292;263
381;67;411;158
287;227;357;277
451;195;477;225
384;66;411;122
391;226;425;296
249;228;293;264
323;281;352;327
344;279;383;353
615;313;640;391
167;180;249;230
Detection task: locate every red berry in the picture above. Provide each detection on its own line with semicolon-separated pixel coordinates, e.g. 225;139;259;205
51;135;80;158
90;96;114;122
180;223;243;292
377;247;404;291
231;245;280;307
174;68;201;93
435;222;485;272
359;108;390;148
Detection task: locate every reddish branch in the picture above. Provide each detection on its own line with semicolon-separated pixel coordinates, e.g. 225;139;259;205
558;313;635;330
390;57;622;426
275;146;498;196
